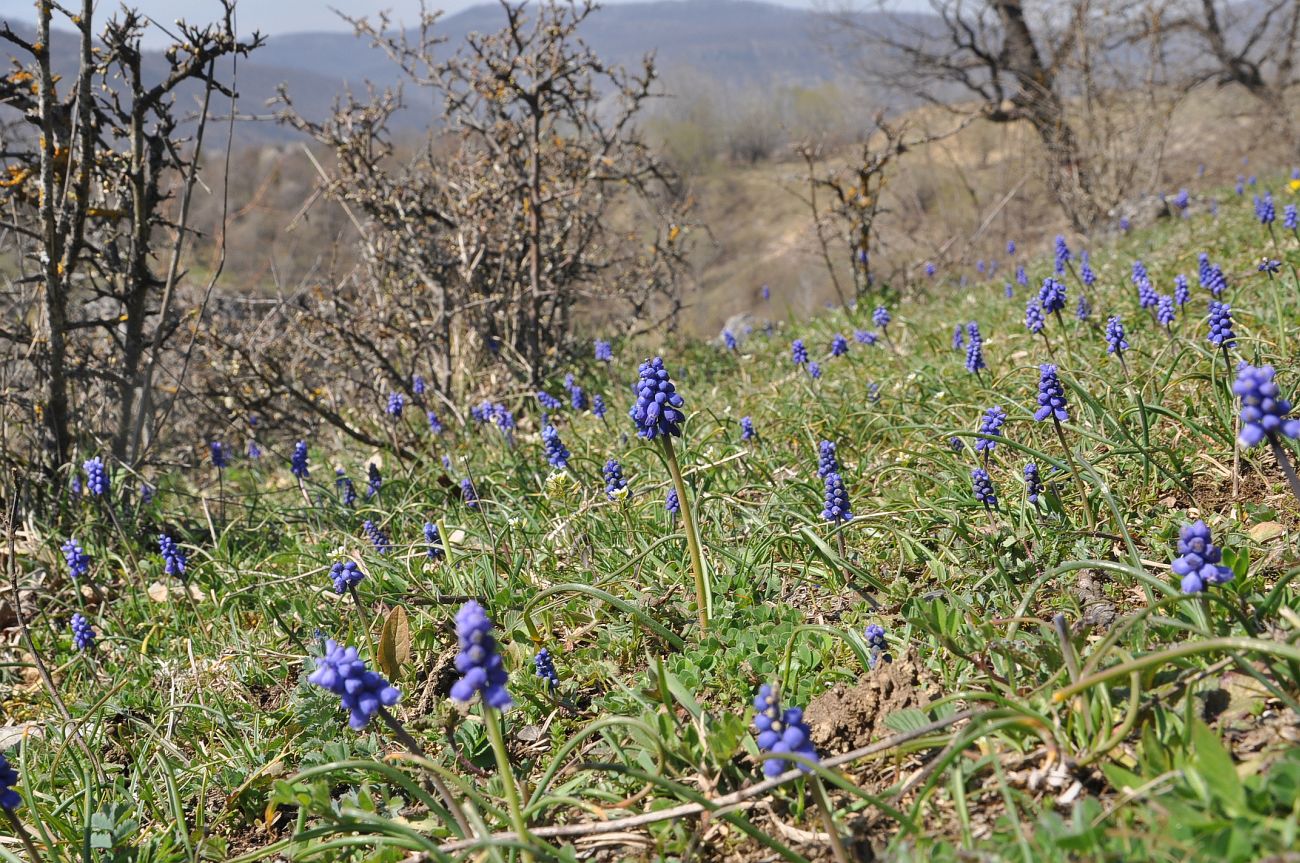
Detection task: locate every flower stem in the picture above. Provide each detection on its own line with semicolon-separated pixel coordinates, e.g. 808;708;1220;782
1053;418;1096;530
1268;437;1300;506
483;706;533;862
808;775;851;863
660;437;710;632
376;706;473;839
6;808;44;863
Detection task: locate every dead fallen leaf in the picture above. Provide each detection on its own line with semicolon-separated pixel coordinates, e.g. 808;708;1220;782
1249;521;1286;542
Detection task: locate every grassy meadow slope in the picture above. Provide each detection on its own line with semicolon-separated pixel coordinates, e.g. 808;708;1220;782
5;162;1300;862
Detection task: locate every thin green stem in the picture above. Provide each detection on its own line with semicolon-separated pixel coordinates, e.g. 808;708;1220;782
660;437;710;631
5;809;43;863
808;776;851;863
1052;418;1095;530
483;706;533;863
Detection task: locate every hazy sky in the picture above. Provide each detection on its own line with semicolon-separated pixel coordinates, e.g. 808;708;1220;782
0;0;848;41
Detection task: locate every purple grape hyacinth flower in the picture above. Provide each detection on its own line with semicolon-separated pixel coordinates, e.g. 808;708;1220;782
1024;463;1042;504
873;306;891;329
1174;274;1190;309
1033;364;1069;423
210;441;228;470
855;330;877;345
603;458;628;499
831;334;849;357
1254;192;1275;225
534;648;559;690
753;685;819;777
363;520;391;555
542;425;570;469
63;538;90;579
0;754;21;811
740;416;755;441
808;361;822;379
818;440;839;478
1053;235;1070;274
629;357;686;440
291;441;309;478
70;613;95;651
1172;520;1233;595
1234;364;1300;448
1025;299;1045;334
386;392;405;418
595;339;613;362
1038;278;1066;316
665;488;680;515
424;522;444;559
1207;301;1236;349
975;406;1006;456
450;600;513;710
83;457;109;497
791;339;809;365
330;560;364;594
309;640;401;729
971;467;996;508
461;477;479;509
1105;316;1129;355
821;472;853;523
952;325;964;350
159;534;186;577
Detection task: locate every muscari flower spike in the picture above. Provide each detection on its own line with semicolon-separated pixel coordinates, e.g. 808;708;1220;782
1007;240;1017;256
975;406;1006;455
461;477;479;509
1105;316;1129;355
1038;278;1066;316
309;639;401;729
855;330;878;345
971;467;996;508
1255;192;1275;225
808;361;822;379
158;535;186;577
1174;274;1190;308
62;538;90;579
1157;294;1175;328
424;522;444;559
740;416;755;441
0;753;20;810
592;393;607;420
1285;204;1298;231
247;440;261;459
387;392;405;418
831;334;849;357
341;477;357;507
818;440;840;478
1132;260;1148;284
595;339;613;362
1076;293;1091;321
534;648;559;690
1033;364;1069;423
1137;277;1158;310
366;463;382;499
752;685;819;777
1016;265;1028;286
925;262;936;278
1172;520;1233;595
952;325;964;350
210;441;228;470
873;306;891;329
665;488;680;515
83;457;109;497
791;339;809;365
603;458;628;500
965;323;986;374
1259;258;1281;276
1079;252;1096;288
537;391;562;411
412;375;426;396
1024;463;1043;504
1234;364;1300;448
363;520;390;555
450;600;512;710
1025;299;1045;334
1053;235;1070;274
427;410;443;434
541;425;570;470
1207;301;1236;349
629;357;685;440
723;329;738;351
330;560;364;594
291;441;309;478
70;613;95;651
864;623;891;667
821;472;853;523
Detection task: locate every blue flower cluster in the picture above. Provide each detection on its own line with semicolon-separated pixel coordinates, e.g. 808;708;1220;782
1105;316;1129;355
1053;235;1070;274
159;535;186;576
84;457;109;496
424;522;444;559
0;754;19;810
537;391;562;411
753;685;819;777
873;306;891;328
971;468;996;508
387;392;405;417
817;440;839;478
1025;298;1045;334
330;560;364;594
1172;520;1233;594
603;458;628;499
965;322;985;374
450;600;512;710
534;648;559;690
1038;278;1066;316
363;520;390;555
291;441;310;478
975;406;1006;455
63;538;90;579
1207;301;1236;348
211;442;228;469
70;613;95;651
740;416;755;441
1033;364;1069;423
309;640;401;729
821;473;852;523
791;339;809;365
594;339;613;362
1255;192;1275;225
831;333;849;357
1024;463;1042;504
629;357;686;440
665;488;680;515
461;477;479;509
1234;364;1300;448
542;425;571;469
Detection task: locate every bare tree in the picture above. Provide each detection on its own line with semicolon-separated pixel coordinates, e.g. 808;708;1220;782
1165;0;1300;153
227;0;692;441
0;2;261;493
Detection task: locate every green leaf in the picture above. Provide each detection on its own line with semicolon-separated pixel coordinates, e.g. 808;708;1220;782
1189;719;1244;812
883;707;932;734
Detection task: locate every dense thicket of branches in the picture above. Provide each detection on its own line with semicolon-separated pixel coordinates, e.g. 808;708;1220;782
198;0;693;444
0;1;260;496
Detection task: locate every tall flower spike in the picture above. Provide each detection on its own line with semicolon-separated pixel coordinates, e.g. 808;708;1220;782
1137;277;1158;310
450;600;513;710
791;339;809;365
1105;316;1129;355
366;463;382;498
971;468;997;508
594;339;613;362
1024;463;1043;504
1234;364;1300;448
1025;298;1045;334
386;392;405;418
817;440;840;478
363;520;391;555
665;488;680;515
965;325;986;374
309;640;401;729
1285;204;1298;231
1053;235;1070;274
424;522;444;559
1075;293;1091;321
534;648;559;690
603;458;628;500
740;416;755;441
952;325;964;350
821;472;853;523
70;613;96;651
873;306;891;329
975;407;1006;456
210;441;228;469
330;560;364;594
0;753;20;810
831;334;849;357
1033;364;1069;422
83;457;109;497
1038;277;1066;315
1173;274;1190;308
752;685;819;777
1172;520;1233;595
629;357;686;440
1207;301;1236;348
808;361;822;379
855;330;877;345
1254;192;1275;225
62;538;90;579
592;394;606;420
158;535;186;577
723;329;738;351
291;441;309;478
427;410;443;434
412;375;426;396
542;425;571;469
1015;265;1027;286
537;391;562;411
1156;295;1175;328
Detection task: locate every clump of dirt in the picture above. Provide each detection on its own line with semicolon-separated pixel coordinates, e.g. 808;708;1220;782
803;649;935;755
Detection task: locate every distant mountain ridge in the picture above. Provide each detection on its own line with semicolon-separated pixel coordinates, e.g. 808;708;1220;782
3;0;893;141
